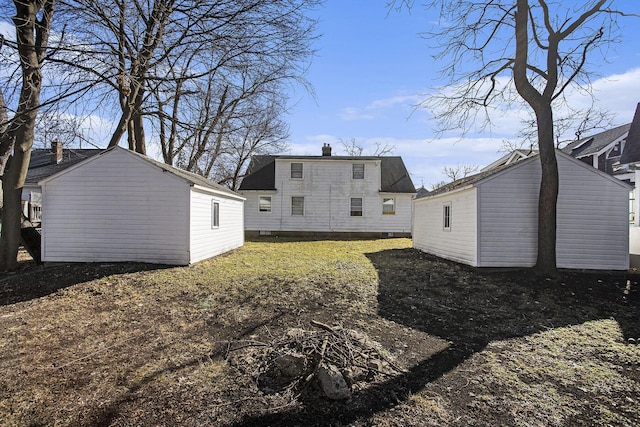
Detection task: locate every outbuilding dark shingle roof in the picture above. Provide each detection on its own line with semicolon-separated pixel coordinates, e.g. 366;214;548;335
238;155;415;193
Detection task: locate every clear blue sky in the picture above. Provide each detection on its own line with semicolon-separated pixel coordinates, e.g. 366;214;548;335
287;0;640;188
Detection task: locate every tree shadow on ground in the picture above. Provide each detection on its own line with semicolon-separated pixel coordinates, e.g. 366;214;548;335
234;248;639;426
0;262;169;306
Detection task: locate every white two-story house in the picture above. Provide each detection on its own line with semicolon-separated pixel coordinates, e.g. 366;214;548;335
238;144;416;237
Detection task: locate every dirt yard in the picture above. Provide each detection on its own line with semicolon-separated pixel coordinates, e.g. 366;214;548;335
0;238;638;426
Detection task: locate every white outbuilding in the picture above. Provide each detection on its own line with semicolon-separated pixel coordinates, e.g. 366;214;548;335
39;146;245;265
413;150;631;270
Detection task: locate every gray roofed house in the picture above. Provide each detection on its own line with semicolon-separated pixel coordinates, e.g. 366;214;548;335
620;103;640;165
562;122;630;174
238;144;415;237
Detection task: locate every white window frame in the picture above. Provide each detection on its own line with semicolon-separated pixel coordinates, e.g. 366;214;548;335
212;201;220;229
291;196;304;216
350;197;363;217
352;163;364;179
382;197;395;215
259;196;272;212
291;162;303;179
443;202;451;231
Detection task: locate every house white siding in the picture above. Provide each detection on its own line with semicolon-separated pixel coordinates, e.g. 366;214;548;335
189;188;244;263
242;158;412;234
41;149;190;264
412;187;478;266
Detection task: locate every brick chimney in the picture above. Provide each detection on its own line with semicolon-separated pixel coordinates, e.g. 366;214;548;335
322;143;332;156
51;141;63;164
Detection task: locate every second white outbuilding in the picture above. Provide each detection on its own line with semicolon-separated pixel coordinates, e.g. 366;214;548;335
39;146;245;265
412;150;630;270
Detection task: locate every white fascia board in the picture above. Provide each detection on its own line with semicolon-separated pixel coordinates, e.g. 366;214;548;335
192;184;246;201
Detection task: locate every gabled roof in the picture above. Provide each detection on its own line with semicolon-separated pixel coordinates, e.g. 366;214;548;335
620;103;640;165
25;148;102;185
39;146;243;199
480;148;538;172
418;149;630;200
238;155;416;193
562;123;631;158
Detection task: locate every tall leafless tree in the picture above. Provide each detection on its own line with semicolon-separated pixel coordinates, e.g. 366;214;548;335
393;0;636;274
0;0;55;270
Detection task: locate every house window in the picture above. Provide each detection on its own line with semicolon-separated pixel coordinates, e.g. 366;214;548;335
259;196;272;212
382;197;395;215
212;201;220;228
291;196;304;216
443;203;451;230
352;163;364;179
350;197;363;217
291;162;303;179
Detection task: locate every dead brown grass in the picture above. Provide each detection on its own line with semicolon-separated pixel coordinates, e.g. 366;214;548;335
0;238;638;426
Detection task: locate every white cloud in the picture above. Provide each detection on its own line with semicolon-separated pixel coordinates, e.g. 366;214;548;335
365;95;421;110
340;107;377;121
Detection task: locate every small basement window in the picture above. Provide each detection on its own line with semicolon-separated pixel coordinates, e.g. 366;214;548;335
382;197;395;215
259;196;272;212
352;163;364;179
350;197;363;217
291;196;304;216
443;202;451;230
291;162;303;179
212;201;220;228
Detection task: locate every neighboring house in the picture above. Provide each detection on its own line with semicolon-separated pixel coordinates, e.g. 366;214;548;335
23;142;102;223
619;103;640;267
562;122;631;174
412;150;630;270
39;146;245;265
238;144;416;237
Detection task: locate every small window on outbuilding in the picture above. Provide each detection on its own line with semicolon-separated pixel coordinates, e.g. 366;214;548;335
259;196;272;212
443;203;451;230
212;201;220;228
291;196;304;216
291;162;303;179
382;197;395;215
352;163;364;179
350;197;363;217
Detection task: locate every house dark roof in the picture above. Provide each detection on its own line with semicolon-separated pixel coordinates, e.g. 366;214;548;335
620;103;640;165
26;148;102;185
238;155;416;193
562;123;631;158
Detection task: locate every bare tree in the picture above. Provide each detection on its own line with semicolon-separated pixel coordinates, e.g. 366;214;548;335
442;164;479;181
56;0;321;157
393;0;637;274
0;0;55;270
340;138;396;156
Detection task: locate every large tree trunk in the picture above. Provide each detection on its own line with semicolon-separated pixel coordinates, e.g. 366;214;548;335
513;0;559;275
534;106;558;275
0;0;53;270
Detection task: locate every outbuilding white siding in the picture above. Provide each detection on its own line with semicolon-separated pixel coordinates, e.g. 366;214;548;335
413;151;630;270
189;188;244;263
40;147;244;265
413;187;478;265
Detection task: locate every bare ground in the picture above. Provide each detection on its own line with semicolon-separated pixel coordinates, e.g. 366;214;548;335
0;239;638;426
